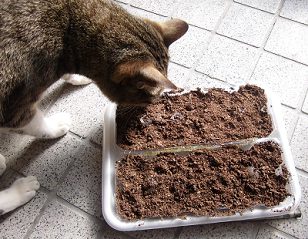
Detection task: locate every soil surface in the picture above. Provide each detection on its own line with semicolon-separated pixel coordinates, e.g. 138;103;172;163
116;141;289;220
116;85;273;150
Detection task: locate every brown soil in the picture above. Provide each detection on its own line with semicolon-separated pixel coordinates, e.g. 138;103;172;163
116;85;273;150
116;141;289;220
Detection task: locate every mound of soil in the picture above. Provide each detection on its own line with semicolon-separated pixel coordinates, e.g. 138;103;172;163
116;142;289;220
116;85;273;150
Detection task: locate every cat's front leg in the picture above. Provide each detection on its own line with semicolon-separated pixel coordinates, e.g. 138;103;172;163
19;109;71;138
62;74;92;86
0;176;40;215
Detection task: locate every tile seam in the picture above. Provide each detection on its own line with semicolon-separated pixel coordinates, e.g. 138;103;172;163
264;50;308;68
22;189;55;239
264;223;301;239
296;167;308;178
278;15;308;28
192;0;234;70
245;0;286;84
233;0;283;14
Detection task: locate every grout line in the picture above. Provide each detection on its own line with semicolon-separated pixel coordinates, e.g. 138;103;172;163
23;188;106;239
7;170;106;237
167;0;217;70
245;52;262;83
263;50;308;68
215;32;260;48
66;125;102;149
296;88;308;115
296;168;308;178
115;0;129;4
51;193;131;239
67;130;86;140
212;0;234;33
53;154;79;191
246;0;286;84
6;171;78;237
278;15;308;28
193;69;236;87
280;105;299;143
53;194;103;224
275;93;308;113
258;3;281;48
286;87;308;141
115;0;308;74
23;189;55;239
51;133;101;189
177;22;213;32
301;89;308;107
122;0;308;78
233;0;281;15
281;104;297;110
169;60;191;70
180;20;308;70
265;224;300;239
128;2;170;18
44;185;104;223
254;224;261;239
192;0;234;70
128;5;169;19
67;129;103;150
168;60;195;84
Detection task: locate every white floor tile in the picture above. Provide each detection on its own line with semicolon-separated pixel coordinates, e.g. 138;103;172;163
265;18;308;65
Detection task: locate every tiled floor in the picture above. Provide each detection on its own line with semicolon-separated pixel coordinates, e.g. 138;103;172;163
1;0;308;238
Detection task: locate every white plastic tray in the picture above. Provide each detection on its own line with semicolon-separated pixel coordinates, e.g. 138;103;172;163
102;87;301;231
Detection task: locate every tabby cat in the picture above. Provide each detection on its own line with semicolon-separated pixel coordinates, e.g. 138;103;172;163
0;0;188;214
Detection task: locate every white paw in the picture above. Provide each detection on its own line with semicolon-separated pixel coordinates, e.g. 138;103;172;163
12;176;40;205
65;74;92;86
44;113;71;138
0;154;6;176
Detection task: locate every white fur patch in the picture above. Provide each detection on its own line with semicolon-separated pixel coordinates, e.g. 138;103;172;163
0;176;40;214
62;74;92;86
21;110;71;138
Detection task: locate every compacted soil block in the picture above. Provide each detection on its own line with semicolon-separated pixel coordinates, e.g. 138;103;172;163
116;142;289;220
116;85;273;150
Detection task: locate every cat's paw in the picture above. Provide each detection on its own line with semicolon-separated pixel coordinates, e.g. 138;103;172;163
11;176;40;205
65;74;92;86
44;113;71;138
0;154;6;176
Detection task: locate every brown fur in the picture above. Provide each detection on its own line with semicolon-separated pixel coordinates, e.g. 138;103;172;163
0;0;188;128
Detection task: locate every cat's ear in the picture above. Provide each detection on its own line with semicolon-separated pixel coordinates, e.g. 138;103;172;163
112;61;177;94
139;65;178;93
159;19;189;46
146;19;189;47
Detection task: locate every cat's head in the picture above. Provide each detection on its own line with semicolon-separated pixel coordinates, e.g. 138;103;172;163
106;18;188;106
